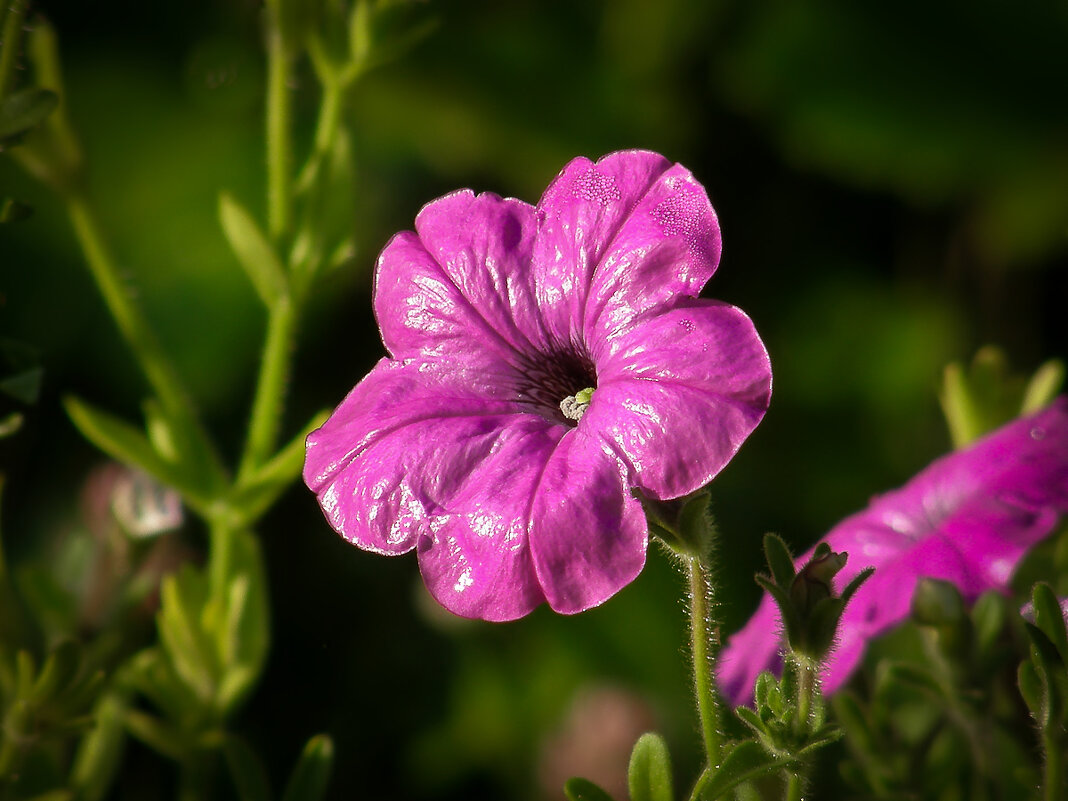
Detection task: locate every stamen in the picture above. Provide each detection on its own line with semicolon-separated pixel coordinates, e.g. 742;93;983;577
560;386;596;422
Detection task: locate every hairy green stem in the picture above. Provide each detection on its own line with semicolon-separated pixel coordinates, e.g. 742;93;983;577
1043;730;1064;801
0;0;27;99
688;553;723;770
785;773;803;801
66;195;191;420
265;26;293;241
238;297;296;480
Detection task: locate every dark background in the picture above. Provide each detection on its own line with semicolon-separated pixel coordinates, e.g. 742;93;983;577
2;1;1066;798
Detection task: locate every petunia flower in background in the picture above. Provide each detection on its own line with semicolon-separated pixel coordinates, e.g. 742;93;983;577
304;150;772;621
719;398;1068;704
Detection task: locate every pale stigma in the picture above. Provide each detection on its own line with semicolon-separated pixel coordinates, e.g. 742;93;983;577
560;386;596;422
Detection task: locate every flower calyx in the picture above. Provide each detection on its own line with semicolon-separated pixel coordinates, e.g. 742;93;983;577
757;533;874;663
639;488;715;559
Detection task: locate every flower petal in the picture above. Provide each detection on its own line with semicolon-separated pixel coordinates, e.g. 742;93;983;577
532;150;675;344
415;418;563;621
373;190;546;364
304;358;538;555
528;430;648;614
586;300;771;500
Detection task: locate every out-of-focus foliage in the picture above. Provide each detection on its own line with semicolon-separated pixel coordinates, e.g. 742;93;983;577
1;1;1065;799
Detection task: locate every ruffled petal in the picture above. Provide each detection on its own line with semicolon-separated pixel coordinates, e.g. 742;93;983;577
584;300;771;500
531;150;674;345
528;430;648;614
416;418;563;621
373;190;546;364
304;358;537;555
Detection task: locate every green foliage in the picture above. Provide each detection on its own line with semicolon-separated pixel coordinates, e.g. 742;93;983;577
281;734;334;801
627;732;673;801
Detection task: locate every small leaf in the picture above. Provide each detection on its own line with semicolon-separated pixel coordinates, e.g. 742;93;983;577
224;734;272;801
219;192;288;307
0;366;43;404
1018;661;1044;721
762;533;796;588
564;777;617;801
28;640;80;704
830;692;878;759
696;740;796;800
157;566;216;704
0;88;58;141
70;692;128;801
281;734;334;801
839;567;875;607
972;591;1007;655
0;197;32;222
734;705;766;735
1020;359;1065;414
63;396;206;507
878;662;943;697
123;708;188;760
627;732;673;801
214;528;269;713
1031;582;1068;667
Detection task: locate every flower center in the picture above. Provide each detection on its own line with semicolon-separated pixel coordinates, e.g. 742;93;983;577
517;347;597;426
560;386;596;421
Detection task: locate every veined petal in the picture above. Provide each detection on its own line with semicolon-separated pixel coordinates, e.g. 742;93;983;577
373;190;546;364
531;150;673;345
416;419;563;621
587;301;771;500
304;358;534;555
528;431;648;614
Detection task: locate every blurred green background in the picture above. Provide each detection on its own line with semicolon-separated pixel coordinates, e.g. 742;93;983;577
2;0;1066;798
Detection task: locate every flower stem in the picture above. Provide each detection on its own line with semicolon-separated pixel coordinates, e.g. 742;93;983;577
66;194;192;421
785;773;803;801
687;553;723;770
1043;730;1064;801
265;25;293;242
238;296;296;481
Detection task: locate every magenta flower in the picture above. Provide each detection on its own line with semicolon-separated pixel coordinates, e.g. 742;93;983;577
303;150;772;621
719;398;1068;703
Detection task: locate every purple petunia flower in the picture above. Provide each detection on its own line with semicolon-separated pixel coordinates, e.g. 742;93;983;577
303;150;772;621
719;398;1068;704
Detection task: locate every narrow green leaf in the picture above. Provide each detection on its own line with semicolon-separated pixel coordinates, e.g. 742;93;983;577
0;87;58;140
219;192;288;307
70;692;128;801
972;591;1007;655
1021;359;1065;414
734;705;766;735
1031;582;1068;667
696;740;796;800
1018;661;1044;721
157;567;216;704
224;734;273;801
627;732;673;801
63;396;204;506
28;640;79;704
563;777;617;801
879;662;943;697
281;734;334;801
839;567;875;607
0;366;42;404
214;528;269;713
123;709;188;760
762;533;796;588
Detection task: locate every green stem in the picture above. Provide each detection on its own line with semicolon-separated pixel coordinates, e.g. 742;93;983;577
66;195;191;420
687;553;723;770
1043;730;1064;801
0;0;27;99
795;658;815;729
265;26;293;242
208;518;235;601
238;297;296;480
784;773;803;801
